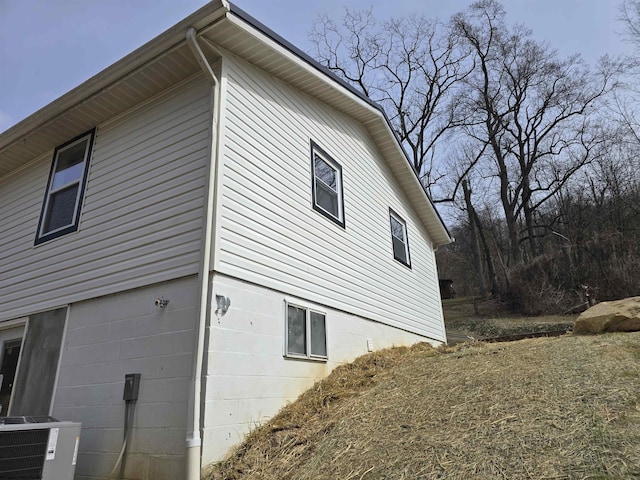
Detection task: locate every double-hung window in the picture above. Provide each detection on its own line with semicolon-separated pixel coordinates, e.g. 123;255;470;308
35;129;95;245
390;209;411;268
311;141;344;227
285;303;327;360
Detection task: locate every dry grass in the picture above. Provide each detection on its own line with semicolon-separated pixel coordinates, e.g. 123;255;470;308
204;333;640;480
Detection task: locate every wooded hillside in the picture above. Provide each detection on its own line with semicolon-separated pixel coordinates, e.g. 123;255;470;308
311;0;640;313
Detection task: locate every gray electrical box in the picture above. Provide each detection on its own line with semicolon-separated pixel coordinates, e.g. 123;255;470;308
0;417;81;479
123;373;141;401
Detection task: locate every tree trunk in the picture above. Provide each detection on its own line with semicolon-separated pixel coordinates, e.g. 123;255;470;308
462;180;488;295
522;178;538;259
476;213;500;294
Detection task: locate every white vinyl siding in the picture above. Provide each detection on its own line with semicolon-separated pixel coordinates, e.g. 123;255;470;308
0;77;210;321
215;57;445;340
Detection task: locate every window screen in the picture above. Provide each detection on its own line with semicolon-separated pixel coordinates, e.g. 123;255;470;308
309;312;327;357
287;305;307;356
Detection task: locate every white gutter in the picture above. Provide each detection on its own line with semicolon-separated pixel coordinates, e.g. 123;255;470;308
185;24;224;480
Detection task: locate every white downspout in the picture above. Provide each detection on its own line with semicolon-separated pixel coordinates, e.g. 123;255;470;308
185;26;221;480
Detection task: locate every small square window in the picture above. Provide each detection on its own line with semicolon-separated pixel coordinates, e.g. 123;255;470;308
35;129;95;245
311;141;345;227
390;209;411;268
285;303;327;360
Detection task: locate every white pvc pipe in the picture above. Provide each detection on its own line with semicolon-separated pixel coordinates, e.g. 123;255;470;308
185;26;221;480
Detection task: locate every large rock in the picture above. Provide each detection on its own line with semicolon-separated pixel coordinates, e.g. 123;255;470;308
574;297;640;334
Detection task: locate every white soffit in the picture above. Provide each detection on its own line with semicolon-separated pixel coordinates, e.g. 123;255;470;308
0;1;229;178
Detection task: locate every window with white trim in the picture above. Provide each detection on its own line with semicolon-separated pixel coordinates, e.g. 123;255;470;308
311;141;344;227
390;209;411;268
35;129;95;245
285;303;327;360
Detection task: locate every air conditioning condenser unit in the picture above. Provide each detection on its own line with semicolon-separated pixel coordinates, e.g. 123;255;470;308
0;416;81;480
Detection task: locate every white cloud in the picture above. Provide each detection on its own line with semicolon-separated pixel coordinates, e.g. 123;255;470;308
0;110;14;134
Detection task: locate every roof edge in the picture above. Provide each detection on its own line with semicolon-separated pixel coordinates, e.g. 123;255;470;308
0;0;229;152
0;0;452;245
227;3;453;245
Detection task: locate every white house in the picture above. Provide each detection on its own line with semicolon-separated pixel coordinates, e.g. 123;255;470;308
0;2;451;479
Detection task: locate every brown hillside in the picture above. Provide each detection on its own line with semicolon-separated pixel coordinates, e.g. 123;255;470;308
205;333;640;480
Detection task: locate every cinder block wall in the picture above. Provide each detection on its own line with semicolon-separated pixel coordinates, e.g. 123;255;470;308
201;273;431;464
53;275;198;480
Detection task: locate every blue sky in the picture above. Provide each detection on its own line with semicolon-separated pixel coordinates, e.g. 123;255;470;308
0;0;629;133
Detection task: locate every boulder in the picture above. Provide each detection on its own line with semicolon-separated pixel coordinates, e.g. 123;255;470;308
574;297;640;334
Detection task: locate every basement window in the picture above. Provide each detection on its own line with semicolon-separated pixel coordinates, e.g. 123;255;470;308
311;141;345;228
35;129;95;245
390;209;411;268
285;303;327;360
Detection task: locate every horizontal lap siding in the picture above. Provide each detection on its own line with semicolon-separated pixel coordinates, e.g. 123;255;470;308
0;78;210;321
217;58;444;340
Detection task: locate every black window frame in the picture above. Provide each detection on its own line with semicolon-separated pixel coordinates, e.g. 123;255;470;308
389;208;411;268
35;129;95;245
310;140;345;228
285;302;328;361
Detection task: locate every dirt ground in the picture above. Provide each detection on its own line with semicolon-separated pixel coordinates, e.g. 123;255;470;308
443;296;575;342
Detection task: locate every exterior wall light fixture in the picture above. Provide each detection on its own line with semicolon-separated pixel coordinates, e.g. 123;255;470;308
215;294;231;317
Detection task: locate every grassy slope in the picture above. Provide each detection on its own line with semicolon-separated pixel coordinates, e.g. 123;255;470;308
205;333;640;479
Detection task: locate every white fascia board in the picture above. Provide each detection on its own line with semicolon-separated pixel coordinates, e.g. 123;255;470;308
0;1;229;153
224;14;378;115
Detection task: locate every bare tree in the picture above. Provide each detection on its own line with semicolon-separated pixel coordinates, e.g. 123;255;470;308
452;0;620;265
613;1;640;141
310;8;473;191
461;178;501;295
620;0;640;48
309;1;625;308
